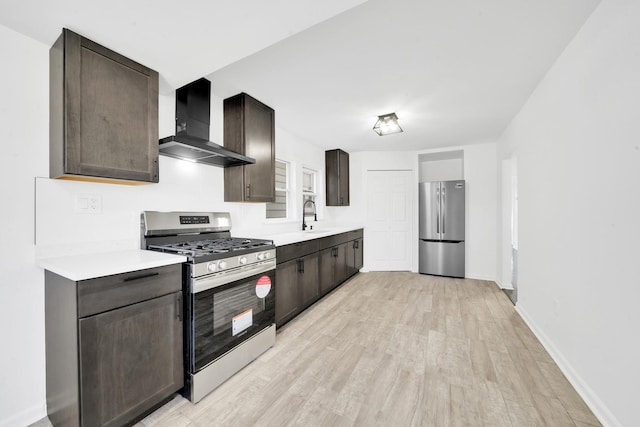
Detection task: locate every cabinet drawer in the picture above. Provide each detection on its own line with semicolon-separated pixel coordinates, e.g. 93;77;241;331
318;235;338;251
78;264;182;317
348;229;363;241
318;232;352;250
277;240;320;264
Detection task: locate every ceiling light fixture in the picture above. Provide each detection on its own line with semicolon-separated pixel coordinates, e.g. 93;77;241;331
373;112;403;136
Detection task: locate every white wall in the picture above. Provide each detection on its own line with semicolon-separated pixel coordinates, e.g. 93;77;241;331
496;0;640;425
462;143;498;281
498;157;516;289
0;25;49;427
419;158;463;182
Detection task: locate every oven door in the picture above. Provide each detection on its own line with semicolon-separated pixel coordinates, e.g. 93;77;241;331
188;268;275;373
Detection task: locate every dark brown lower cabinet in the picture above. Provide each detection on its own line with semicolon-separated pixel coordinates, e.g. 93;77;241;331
300;254;319;307
354;238;364;269
275;259;301;327
275;229;363;328
45;264;183;427
346;238;364;277
275;253;318;327
335;243;349;284
79;292;183;427
318;247;335;296
319;243;348;297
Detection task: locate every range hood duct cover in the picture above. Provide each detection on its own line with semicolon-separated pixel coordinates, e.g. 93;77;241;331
159;78;255;167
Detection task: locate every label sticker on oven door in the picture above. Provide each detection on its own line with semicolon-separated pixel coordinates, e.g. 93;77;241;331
256;275;272;298
232;309;253;336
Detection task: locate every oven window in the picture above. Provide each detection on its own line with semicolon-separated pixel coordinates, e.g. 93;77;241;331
190;271;275;372
213;282;264;335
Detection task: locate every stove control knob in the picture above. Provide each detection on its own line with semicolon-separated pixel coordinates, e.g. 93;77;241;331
218;260;227;270
207;262;216;272
257;253;265;261
239;256;247;265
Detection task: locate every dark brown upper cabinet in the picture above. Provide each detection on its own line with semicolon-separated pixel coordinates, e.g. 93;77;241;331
223;93;275;202
50;28;159;184
325;149;350;206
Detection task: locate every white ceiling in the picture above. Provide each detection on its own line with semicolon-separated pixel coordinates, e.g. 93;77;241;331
1;0;600;152
0;0;367;91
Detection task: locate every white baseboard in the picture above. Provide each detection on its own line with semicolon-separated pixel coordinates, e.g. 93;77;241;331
516;304;621;427
0;401;46;427
464;273;496;282
494;278;514;290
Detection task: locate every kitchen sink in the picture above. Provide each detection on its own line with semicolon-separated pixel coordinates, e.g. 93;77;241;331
303;228;329;234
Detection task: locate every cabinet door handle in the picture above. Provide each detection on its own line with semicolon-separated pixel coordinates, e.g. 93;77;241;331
353;240;359;249
124;272;159;282
245;184;251;200
300;259;305;274
176;293;183;322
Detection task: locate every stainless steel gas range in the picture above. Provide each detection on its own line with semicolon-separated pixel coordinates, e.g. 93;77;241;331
141;211;276;403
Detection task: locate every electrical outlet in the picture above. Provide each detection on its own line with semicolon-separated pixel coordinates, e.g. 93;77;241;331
75;194;102;214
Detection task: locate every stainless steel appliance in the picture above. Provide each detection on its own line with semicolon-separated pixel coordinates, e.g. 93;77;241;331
419;180;465;278
141;211;276;403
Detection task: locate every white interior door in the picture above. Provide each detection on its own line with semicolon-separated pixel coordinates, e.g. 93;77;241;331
366;170;413;271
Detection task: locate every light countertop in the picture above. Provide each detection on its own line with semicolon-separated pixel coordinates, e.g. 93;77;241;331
38;249;187;281
37;226;364;280
260;225;364;246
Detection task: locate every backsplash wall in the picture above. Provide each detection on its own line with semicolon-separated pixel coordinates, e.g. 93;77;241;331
36;92;328;259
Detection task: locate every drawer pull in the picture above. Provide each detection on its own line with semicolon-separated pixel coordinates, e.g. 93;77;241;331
124;272;160;282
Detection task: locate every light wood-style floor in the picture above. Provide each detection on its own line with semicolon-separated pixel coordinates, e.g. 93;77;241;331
36;272;602;426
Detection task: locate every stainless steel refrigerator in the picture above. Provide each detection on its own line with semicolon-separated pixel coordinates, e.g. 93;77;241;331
419;180;465;278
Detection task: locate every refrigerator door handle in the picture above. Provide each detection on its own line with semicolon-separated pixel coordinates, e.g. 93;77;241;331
436;187;440;235
442;186;446;235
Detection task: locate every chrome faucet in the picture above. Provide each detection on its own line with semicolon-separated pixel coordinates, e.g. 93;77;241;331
302;200;317;231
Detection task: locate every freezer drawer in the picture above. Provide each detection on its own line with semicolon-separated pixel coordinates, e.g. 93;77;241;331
419;240;465;278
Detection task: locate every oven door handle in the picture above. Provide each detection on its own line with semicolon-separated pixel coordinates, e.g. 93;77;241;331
191;261;276;294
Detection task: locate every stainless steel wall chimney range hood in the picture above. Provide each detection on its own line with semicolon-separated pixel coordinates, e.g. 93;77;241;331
159;78;255;167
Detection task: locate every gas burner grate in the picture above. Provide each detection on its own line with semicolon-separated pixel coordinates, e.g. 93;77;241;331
148;237;272;258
